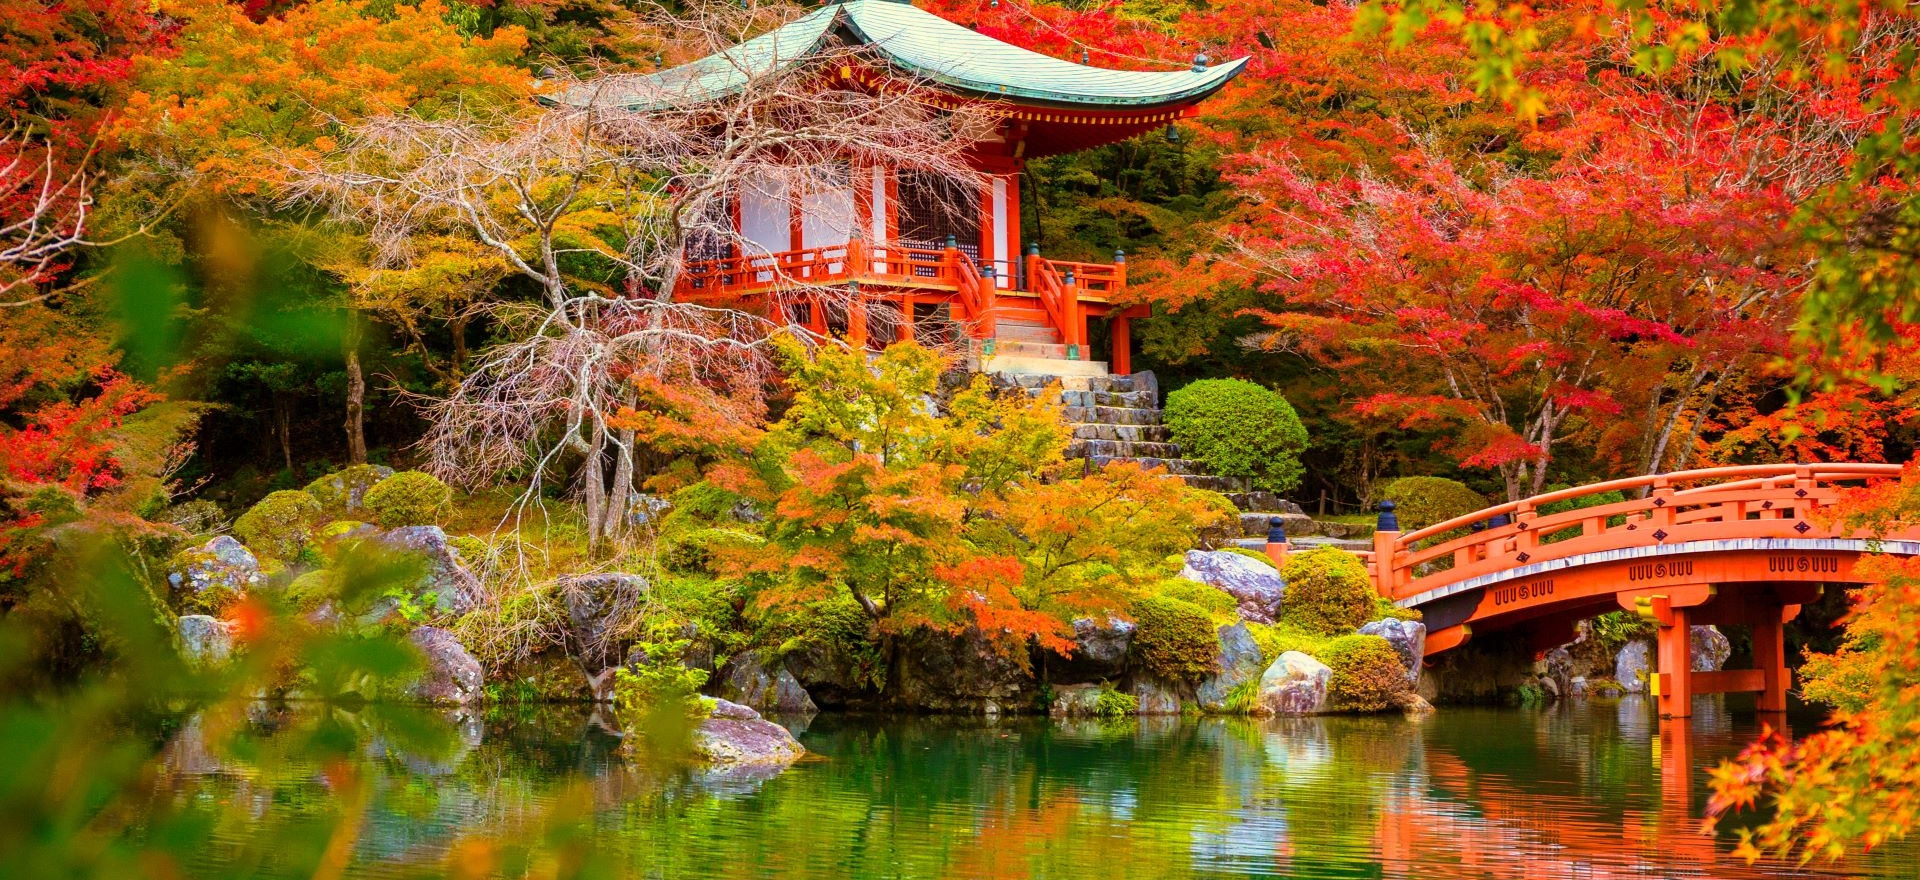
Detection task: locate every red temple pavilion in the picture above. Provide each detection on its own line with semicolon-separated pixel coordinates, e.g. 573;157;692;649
584;0;1244;375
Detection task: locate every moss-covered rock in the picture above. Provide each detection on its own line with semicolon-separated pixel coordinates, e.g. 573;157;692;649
304;464;396;516
166;535;263;615
1321;634;1411;712
361;470;451;528
233;490;323;561
1278;547;1376;634
1128;595;1220;684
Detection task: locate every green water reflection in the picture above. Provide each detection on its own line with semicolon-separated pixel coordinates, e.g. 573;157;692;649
162;697;1917;879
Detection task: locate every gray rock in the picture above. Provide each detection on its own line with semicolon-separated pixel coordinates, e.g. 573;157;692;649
1358;618;1427;684
1257;651;1331;716
1049;683;1106;718
1691;625;1731;672
626;493;672;527
891;627;1033;713
1616;640;1654;693
1055;615;1134;683
1196;622;1266;712
715;650;818;715
691;702;805;766
558;572;649;668
376;526;482;616
1400;693;1437;715
305;465;395;515
166;536;262;608
176;615;235;666
404;626;485;706
1176;549;1285;624
1132;676;1185;715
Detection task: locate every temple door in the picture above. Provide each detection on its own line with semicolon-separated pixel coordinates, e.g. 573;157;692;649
800;163;855;277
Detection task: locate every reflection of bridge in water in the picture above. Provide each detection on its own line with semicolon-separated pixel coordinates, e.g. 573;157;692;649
1338;464;1920;718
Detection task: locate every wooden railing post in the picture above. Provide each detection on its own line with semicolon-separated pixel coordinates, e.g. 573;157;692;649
846;231;866;282
1373;500;1401;598
1063;266;1081;360
1264;515;1291;569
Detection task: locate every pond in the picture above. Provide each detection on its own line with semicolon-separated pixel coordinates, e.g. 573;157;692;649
159;696;1915;879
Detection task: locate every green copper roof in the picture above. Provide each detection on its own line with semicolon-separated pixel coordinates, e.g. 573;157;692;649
557;0;1246;111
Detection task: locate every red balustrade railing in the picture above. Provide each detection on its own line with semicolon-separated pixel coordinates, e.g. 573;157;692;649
1368;463;1910;603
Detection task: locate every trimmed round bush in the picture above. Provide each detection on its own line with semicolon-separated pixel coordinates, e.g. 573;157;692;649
1163;378;1308;493
1128;594;1220;683
1320;633;1410;712
1279;547;1377;634
1374;476;1486;532
362;470;452;528
233;490;323;561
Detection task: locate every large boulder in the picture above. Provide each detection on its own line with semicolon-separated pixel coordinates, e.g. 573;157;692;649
557;572;649;669
1615;640;1655;693
166;536;262;613
404;626;485;706
1049;683;1106;718
1195;622;1266;712
304;464;396;516
1132;676;1186;715
715;650;818;715
1176;549;1285;623
784;639;876;710
375;526;482;616
1053;615;1135;683
1257;651;1331;716
1691;625;1731;672
176;615;235;666
691;699;805;766
891;627;1033;714
1358;618;1427;685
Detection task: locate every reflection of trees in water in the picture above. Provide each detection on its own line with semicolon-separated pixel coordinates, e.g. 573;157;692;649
148;705;1907;879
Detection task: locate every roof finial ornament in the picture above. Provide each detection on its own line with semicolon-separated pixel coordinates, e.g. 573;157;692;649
1081;49;1090;64
1192;51;1209;72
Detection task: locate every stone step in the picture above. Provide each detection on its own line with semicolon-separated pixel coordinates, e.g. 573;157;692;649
996;322;1062;343
1180;473;1252;493
1057;389;1156;408
1224;491;1306;515
1088;454;1206;476
1284;535;1376;553
984;356;1109;378
1069;423;1171;443
1061;405;1161;426
1237;512;1317;538
995;340;1068;359
1067;439;1184;459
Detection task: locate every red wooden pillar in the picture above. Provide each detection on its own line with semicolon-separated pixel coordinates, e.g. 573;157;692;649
1111;315;1131;375
1654;606;1694;718
847;295;868;349
1753;604;1790;713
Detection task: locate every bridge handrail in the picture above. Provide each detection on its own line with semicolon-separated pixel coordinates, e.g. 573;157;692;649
1394;463;1903;547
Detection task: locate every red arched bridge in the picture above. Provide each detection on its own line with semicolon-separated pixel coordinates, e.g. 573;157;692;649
1327;464;1919;718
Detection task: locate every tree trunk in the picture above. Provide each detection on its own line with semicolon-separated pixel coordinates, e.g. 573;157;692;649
344;312;368;465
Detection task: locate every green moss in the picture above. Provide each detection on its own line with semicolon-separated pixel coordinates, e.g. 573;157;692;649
1278;547;1376;634
1320;634;1410;713
1247;621;1333;663
1372;596;1422;623
233;490;323;561
286;569;333;612
304;464;395;515
1220;546;1279;567
1374;476;1487;533
1127;594;1219;684
361;470;451;528
1095;683;1138;717
1163;378;1309;493
447;534;489;566
1155;578;1237;618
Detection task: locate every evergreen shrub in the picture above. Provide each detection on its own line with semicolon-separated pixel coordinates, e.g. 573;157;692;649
361;471;451;528
1536;484;1630;543
1278;547;1376;634
1321;633;1410;712
1128;594;1219;683
1162;378;1308;493
1373;476;1487;533
233;490;323;561
1095;684;1138;717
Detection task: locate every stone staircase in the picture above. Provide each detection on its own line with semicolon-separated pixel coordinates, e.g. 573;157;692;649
989;369;1298;530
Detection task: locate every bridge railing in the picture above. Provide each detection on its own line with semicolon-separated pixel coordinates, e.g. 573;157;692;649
1374;463;1906;603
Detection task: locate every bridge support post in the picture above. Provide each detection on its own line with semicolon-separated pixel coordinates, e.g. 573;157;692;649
1653;606;1694;718
1752;606;1789;713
